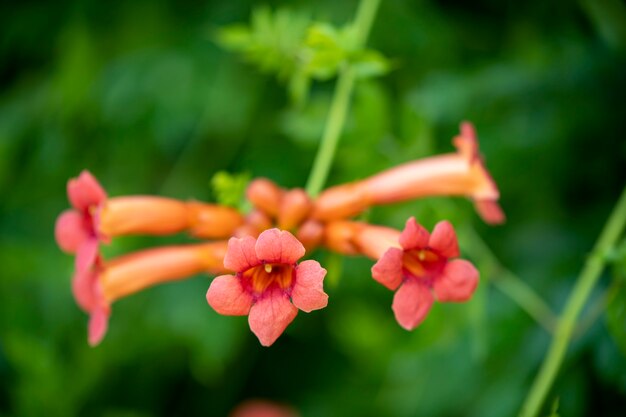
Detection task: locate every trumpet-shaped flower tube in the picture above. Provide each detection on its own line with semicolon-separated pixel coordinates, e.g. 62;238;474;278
74;242;228;346
206;228;328;346
353;217;479;330
312;122;504;224
97;197;243;239
55;172;244;269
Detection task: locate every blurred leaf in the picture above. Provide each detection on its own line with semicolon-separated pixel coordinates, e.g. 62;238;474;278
279;92;329;146
580;0;626;50
351;50;391;79
211;171;251;209
215;7;310;81
303;23;390;81
324;252;344;289
287;67;311;106
302;23;347;80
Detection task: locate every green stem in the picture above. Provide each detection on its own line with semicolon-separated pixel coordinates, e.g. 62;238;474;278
462;225;558;333
492;271;557;333
305;0;381;197
353;0;380;44
519;185;626;417
305;68;356;197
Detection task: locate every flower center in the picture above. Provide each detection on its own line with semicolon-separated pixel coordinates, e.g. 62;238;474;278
402;249;445;282
242;263;295;294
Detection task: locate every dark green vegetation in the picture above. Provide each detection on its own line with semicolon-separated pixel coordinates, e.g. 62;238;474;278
1;0;625;416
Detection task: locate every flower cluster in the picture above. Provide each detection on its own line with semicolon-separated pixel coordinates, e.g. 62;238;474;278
55;122;502;346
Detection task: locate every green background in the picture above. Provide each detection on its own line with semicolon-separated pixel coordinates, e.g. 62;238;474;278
1;0;626;416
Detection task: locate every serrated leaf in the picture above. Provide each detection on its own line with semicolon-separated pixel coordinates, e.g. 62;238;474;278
215;7;310;83
303;23;346;80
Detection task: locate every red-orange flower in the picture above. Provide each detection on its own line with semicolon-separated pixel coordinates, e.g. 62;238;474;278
206;229;328;346
365;218;479;330
74;242;228;346
55;171;244;273
229;400;299;417
313;122;504;224
55;170;108;273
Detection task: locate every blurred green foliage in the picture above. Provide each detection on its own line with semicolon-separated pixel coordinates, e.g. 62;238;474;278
216;7;389;105
1;0;626;416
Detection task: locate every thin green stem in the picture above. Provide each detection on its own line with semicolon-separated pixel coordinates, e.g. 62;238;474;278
492;271;557;333
305;68;356;196
462;225;558;333
519;185;626;417
304;0;381;197
353;0;380;45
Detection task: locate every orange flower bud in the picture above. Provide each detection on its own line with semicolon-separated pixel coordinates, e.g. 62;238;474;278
312;182;370;221
278;188;312;230
323;221;365;255
246;210;273;234
296;219;324;250
247;178;284;217
187;201;244;239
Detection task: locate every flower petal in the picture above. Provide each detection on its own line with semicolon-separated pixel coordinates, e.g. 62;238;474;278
474;199;505;225
255;228;305;265
223;236;259;272
453;121;479;161
72;268;99;312
371;247;404;290
392;280;434;330
230;400;298;417
398;217;430;250
291;260;328;312
55;210;89;253
88;305;110;346
68;170;107;211
428;221;459;258
248;288;298;346
433;259;479;302
206;274;253;316
75;238;99;273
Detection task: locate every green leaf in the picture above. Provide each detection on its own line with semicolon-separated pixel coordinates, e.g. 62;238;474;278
215;7;310;81
351;49;391;79
210;171;251;210
303;23;347;80
288;68;311;107
215;24;252;50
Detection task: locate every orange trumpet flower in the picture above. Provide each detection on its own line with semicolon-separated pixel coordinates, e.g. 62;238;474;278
73;241;228;346
312;122;504;224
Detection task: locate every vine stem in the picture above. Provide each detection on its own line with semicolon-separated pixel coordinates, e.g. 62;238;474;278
519;185;626;417
462;225;558;333
305;0;381;197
